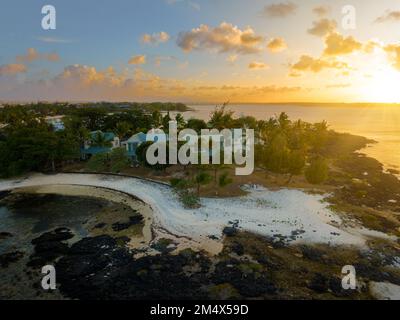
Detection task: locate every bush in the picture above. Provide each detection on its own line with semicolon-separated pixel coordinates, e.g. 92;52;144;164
179;191;200;209
86;153;108;172
170;178;199;208
110;147;130;173
305;157;329;184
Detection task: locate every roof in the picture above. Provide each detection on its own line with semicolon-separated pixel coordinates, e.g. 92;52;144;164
89;131;116;141
81;146;111;155
123;132;147;144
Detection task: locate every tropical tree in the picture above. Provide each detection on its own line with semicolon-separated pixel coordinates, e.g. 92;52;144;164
109;147;130;173
151;110;162;128
92;132;112;148
162;112;172;132
86;153;108;172
195;171;212;196
305;156;329;184
208;103;234;130
264;133;290;173
115;121;133;139
287;150;306;184
217;171;233;195
187;118;207;133
175;113;186;130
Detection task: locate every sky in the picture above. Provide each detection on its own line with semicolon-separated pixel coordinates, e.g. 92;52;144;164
1;0;400;103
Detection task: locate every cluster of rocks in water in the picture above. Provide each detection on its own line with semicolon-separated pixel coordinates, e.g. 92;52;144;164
111;214;143;232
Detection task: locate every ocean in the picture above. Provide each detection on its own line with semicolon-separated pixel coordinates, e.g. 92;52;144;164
181;104;400;172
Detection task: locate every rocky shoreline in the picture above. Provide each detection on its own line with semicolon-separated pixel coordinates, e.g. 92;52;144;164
1;174;400;299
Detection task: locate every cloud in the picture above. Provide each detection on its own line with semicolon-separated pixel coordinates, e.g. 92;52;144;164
256;85;301;93
0;63;27;76
226;54;238;64
326;83;351;88
384;44;400;70
37;37;74;43
166;0;200;11
262;2;297;18
0;61;308;103
16;48;60;63
188;1;200;11
128;55;147;65
323;32;362;56
267;37;287;52
313;5;330;17
141;31;170;44
54;65;126;88
308;19;337;37
154;55;177;66
248;61;269;70
177;22;264;54
375;10;400;23
290;55;349;73
363;40;381;53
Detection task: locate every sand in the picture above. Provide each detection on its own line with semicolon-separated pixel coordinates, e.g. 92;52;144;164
0;173;397;254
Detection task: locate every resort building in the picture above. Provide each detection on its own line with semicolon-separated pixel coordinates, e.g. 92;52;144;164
81;130;120;159
121;129;168;161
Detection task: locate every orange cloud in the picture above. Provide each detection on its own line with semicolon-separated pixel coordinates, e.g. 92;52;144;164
16;48;60;63
291;55;349;73
384;44;400;70
313;5;330;17
0;63;27;76
263;2;297;18
323;32;362;56
177;22;263;54
308;19;337;37
267;37;287;52
128;55;147;65
375;10;400;23
141;31;170;44
248;61;269;70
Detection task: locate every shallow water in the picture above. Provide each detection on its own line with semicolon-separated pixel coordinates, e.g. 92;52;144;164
181;104;400;171
0;193;114;299
0;193;110;255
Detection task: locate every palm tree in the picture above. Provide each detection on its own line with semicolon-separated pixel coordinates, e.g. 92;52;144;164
92;132;112;148
175;113;186;130
208;102;234;130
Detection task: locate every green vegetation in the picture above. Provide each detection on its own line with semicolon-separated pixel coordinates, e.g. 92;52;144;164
86;153;108;172
109;148;130;173
0;120;79;177
86;148;130;173
195;171;212;196
170;178;200;208
305;157;329;184
2;101;400;238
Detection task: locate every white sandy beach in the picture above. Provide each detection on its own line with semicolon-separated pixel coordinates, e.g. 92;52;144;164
0;173;396;254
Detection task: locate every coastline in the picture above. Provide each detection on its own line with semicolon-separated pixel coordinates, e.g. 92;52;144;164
1;173;397;255
10;185;154;252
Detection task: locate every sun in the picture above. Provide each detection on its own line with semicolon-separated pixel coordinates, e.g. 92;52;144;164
362;66;400;103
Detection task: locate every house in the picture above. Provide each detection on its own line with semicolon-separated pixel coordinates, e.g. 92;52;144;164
81;130;120;159
121;129;168;161
45;116;65;131
121;132;147;161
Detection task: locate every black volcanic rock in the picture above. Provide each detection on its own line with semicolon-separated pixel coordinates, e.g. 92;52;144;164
0;251;24;268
